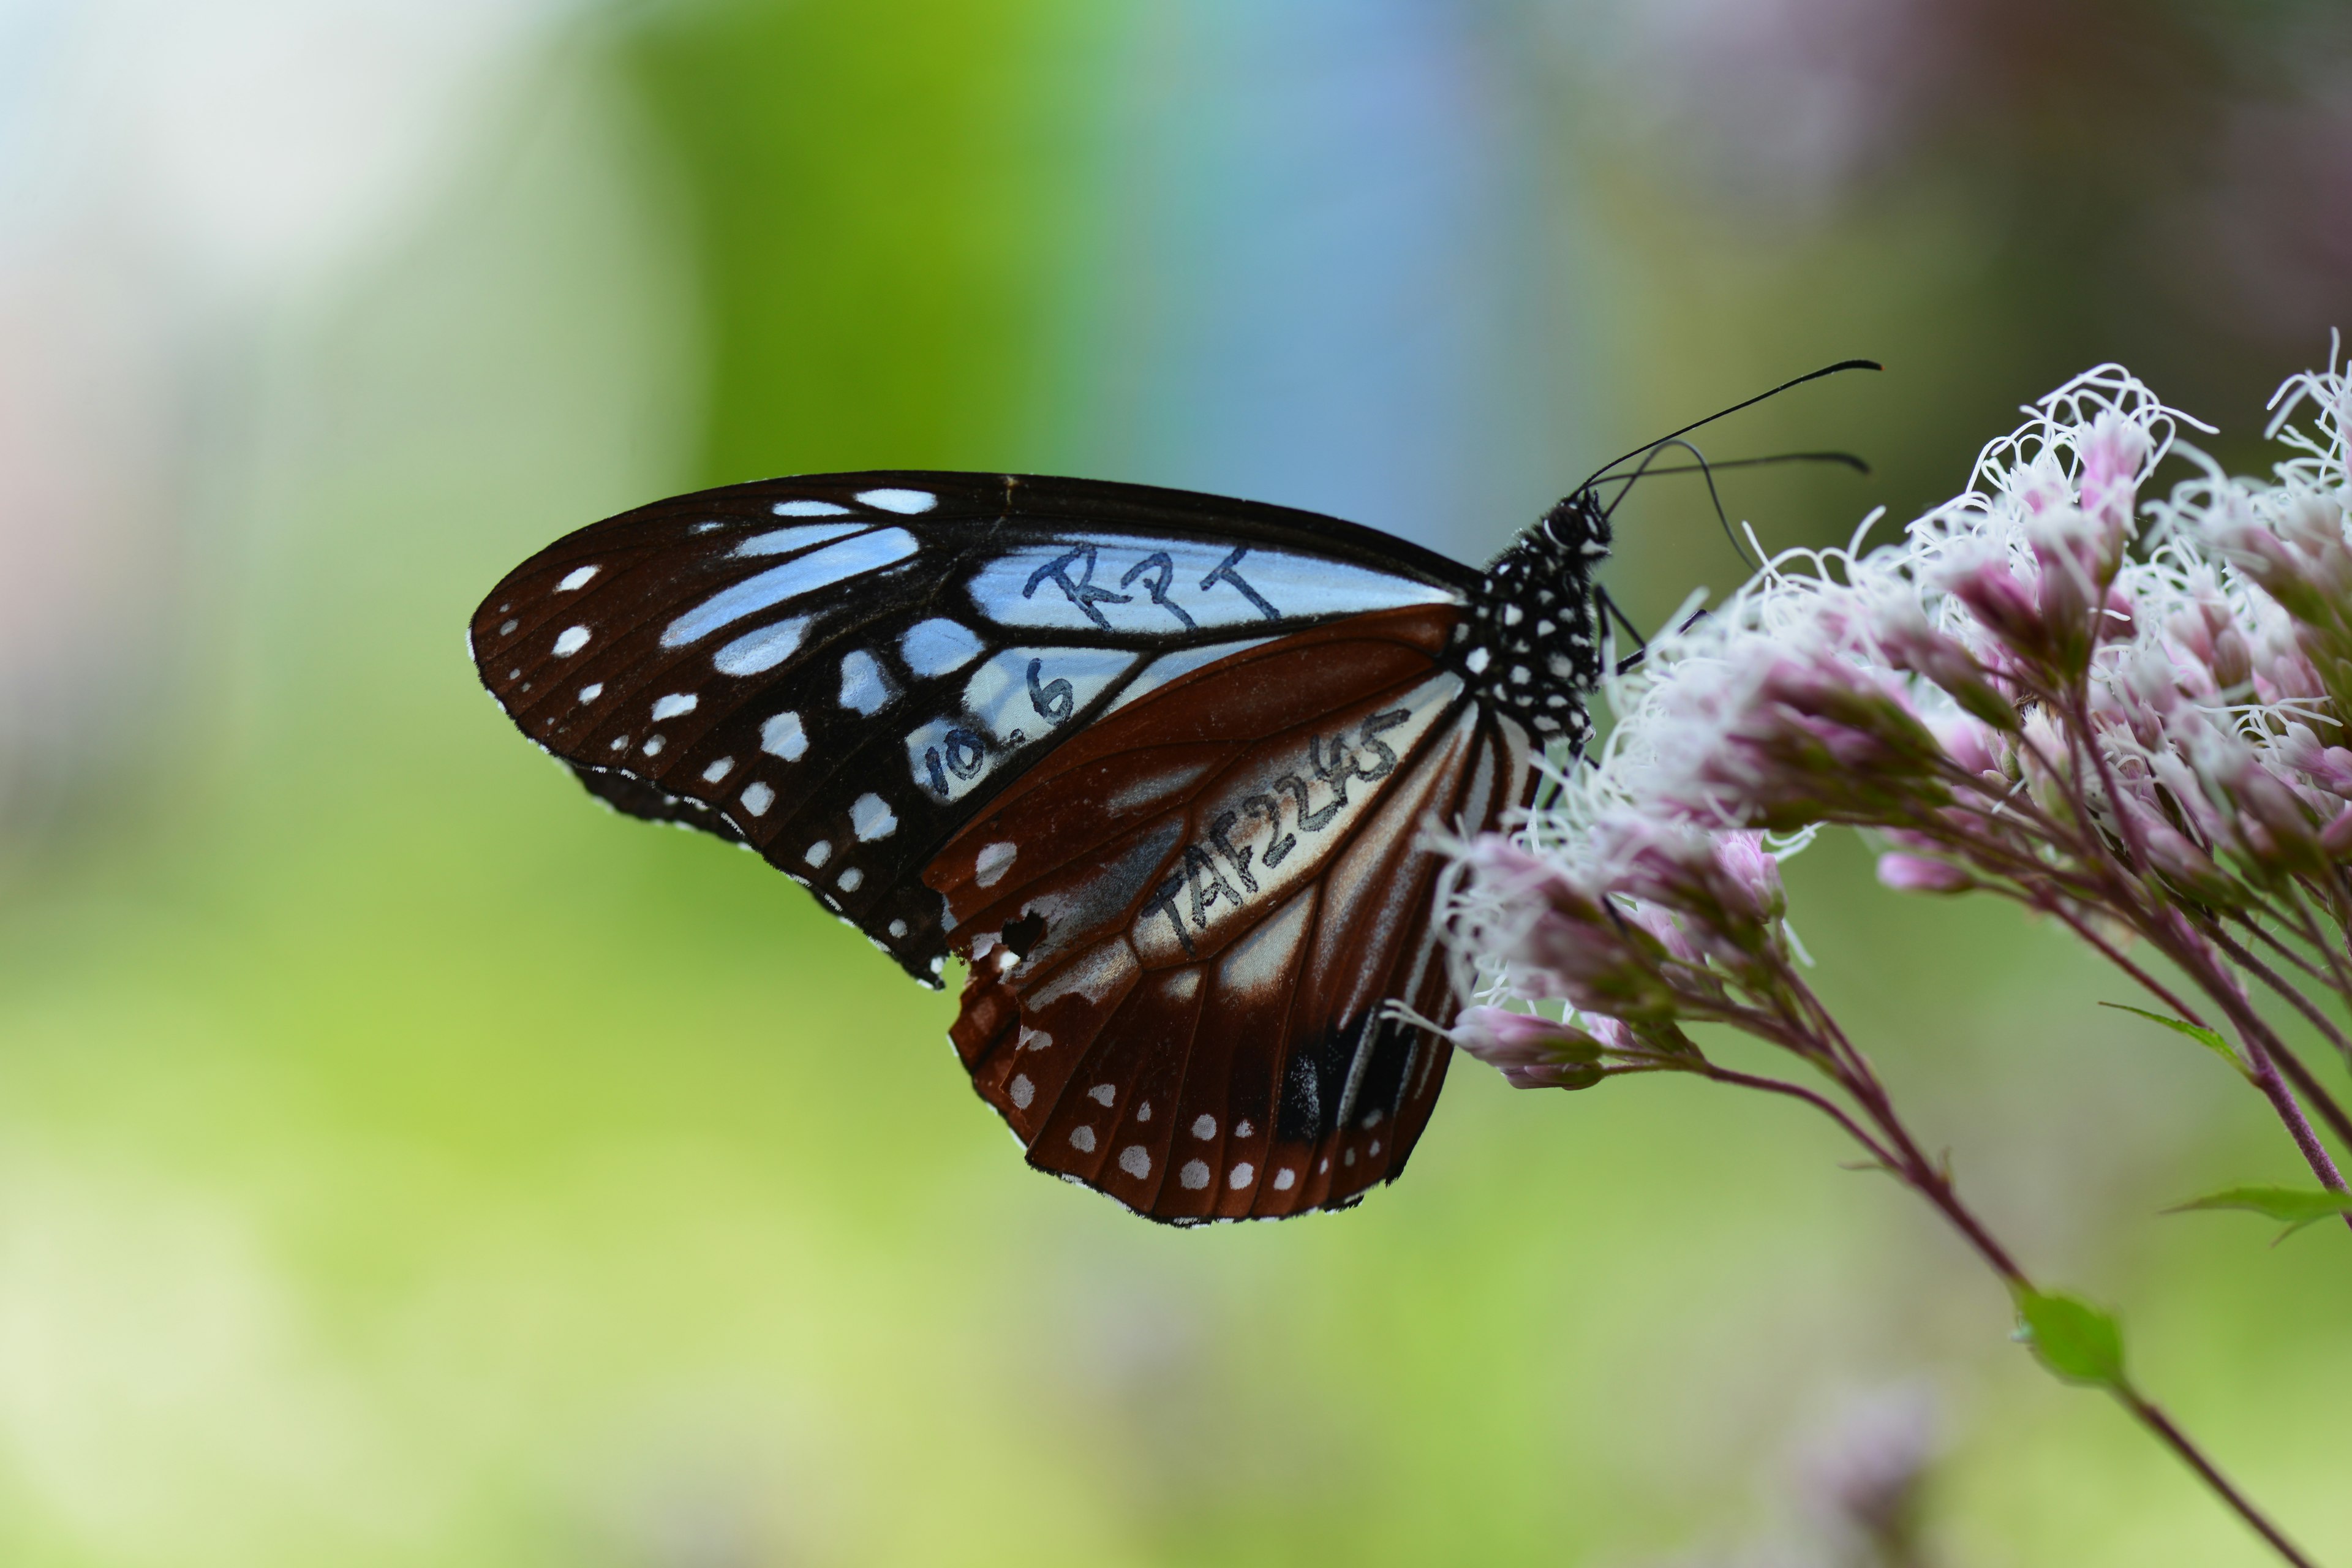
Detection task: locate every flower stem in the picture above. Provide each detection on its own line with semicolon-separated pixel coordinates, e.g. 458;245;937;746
2201;924;2352;1153
1715;977;2317;1566
2120;1393;2320;1568
2157;919;2352;1223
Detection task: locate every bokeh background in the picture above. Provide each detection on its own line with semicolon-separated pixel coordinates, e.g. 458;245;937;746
1;1;2350;1563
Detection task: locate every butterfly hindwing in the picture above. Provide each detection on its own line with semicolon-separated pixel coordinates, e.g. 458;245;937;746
930;605;1535;1221
469;472;1481;987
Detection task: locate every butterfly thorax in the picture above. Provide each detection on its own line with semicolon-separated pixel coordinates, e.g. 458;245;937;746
1456;488;1611;748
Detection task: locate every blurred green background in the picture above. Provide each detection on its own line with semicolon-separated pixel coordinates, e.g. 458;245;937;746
1;1;2350;1562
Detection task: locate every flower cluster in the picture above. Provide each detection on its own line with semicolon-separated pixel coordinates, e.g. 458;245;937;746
1434;349;2352;1568
1442;350;2352;1186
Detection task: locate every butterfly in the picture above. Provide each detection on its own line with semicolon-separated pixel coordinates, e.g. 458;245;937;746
468;468;1607;1218
467;368;1869;1224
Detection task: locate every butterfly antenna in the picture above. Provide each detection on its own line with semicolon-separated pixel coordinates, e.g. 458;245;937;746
1580;358;1882;492
1625;449;1871;479
1596;437;1757;571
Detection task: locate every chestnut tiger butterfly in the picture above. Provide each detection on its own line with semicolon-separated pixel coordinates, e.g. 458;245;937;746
469;366;1874;1224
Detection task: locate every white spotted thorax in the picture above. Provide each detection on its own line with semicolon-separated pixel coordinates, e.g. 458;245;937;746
1456;488;1612;750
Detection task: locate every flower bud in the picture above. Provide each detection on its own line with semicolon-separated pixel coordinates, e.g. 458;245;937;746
1452;1007;1608;1090
2323;807;2352;861
1460;837;1685;1023
2127;805;2243;907
1605;823;1789;971
1943;550;2051;668
2276;723;2352;801
2078;410;2151;543
1929;715;2003;780
2229;760;2324;874
1871;596;2021;730
1876;853;1973;893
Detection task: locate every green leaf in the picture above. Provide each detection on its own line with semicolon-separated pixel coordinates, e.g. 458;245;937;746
2165;1185;2352;1242
2011;1286;2128;1390
2098;1003;2247;1075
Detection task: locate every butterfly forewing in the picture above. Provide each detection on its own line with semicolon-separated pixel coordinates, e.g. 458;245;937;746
470;472;1479;987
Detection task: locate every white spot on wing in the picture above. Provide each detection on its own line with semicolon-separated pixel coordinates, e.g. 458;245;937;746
734;521;865;556
1179;1159;1210;1191
974;842;1016;887
553;625;590;656
739;782;775;816
838;650;891;715
856;487;936;514
578;683;604;703
759;711;807;761
702;758;734;783
887;918;908;938
1273;1168;1295;1191
1191;1114;1216;1140
1118;1145;1151;1179
651;693;698;721
1087;1084;1115;1107
662;528;917;647
805;840;831;867
899;617;984;677
556;565;599;592
1229;1163;1254;1189
837;867;864;892
1069;1125;1097;1153
714;617;809;676
774;498;852;517
642;736;665;756
1234;1120;1253;1139
1135;1101;1150;1121
850;793;899;841
1010;1074;1035;1110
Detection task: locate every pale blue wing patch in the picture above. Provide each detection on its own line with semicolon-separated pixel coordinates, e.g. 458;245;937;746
960;646;1137;744
899;617;986;677
661;527;919;648
967;533;1453;635
734;521;869;557
712;617;810;676
837;649;894;715
855;486;938;514
900;644;1142;805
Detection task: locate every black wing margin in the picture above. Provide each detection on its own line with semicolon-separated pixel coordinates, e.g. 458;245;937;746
469;470;1479;987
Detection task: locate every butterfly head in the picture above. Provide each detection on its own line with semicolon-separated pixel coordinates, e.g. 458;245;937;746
1457;486;1611;749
